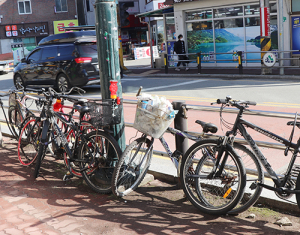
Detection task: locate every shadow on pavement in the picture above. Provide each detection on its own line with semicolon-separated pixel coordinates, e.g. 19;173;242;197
0;138;299;234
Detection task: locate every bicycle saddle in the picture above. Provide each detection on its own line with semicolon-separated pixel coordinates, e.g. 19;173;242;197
195;120;218;133
287;121;300;129
74;105;90;113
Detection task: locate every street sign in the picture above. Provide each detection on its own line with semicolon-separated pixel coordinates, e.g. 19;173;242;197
263;52;276;67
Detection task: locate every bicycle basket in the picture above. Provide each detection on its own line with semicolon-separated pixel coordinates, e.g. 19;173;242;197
9;93;17;107
87;99;123;127
133;101;175;138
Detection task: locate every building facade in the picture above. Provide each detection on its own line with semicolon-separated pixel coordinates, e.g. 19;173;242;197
0;0;77;59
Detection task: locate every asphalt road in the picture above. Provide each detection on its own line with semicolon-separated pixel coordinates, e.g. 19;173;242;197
2;72;300;106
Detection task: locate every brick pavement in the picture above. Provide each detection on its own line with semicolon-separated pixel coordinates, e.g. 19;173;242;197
1;137;300;234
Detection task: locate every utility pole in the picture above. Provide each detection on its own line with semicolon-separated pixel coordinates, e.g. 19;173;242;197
260;0;272;75
94;0;126;151
278;0;284;75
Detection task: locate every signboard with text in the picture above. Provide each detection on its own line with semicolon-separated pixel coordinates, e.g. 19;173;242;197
260;7;270;37
53;19;79;34
2;22;49;38
292;16;300;54
134;46;159;60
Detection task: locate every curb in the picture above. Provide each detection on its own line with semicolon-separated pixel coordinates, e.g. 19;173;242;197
126;72;300;80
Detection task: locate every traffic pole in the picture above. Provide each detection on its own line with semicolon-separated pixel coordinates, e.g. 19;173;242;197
94;0;126;151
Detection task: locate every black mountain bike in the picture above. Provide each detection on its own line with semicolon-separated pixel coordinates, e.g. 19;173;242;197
181;96;300;215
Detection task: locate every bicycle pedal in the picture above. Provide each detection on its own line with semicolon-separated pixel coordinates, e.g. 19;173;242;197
250;182;258;190
63;172;74;181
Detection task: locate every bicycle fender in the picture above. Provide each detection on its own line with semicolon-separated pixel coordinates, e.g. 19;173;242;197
41;120;50;143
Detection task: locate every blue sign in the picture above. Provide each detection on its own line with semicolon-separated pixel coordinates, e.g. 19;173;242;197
167;41;177;67
292;16;300;54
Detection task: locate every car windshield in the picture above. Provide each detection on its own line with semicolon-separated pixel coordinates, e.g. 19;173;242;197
77;43;97;57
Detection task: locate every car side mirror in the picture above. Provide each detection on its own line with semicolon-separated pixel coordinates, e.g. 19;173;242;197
21;58;27;63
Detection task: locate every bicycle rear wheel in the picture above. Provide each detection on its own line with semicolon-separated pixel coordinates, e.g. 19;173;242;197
79;130;122;194
180;139;246;215
112;136;153;197
229;143;263;214
18;116;42;166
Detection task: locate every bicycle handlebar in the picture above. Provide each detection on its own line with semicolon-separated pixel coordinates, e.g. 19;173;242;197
215;97;256;108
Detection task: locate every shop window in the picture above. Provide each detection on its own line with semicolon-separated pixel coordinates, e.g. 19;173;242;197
292;0;300;12
214;7;243;18
186;10;212;21
166;14;176;40
55;0;68;12
186;21;213;58
244;5;260;16
18;0;32;14
269;2;277;13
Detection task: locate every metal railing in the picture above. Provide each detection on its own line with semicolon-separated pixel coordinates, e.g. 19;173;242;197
164;50;300;75
0;98;294;152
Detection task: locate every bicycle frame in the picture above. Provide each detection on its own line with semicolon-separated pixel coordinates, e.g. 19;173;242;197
141;127;201;177
231;114;300;191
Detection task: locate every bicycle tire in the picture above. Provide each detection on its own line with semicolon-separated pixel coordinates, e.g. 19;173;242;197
229;143;264;214
112;136;153;197
296;172;300;209
79;130;122;194
180;138;246;215
63;121;94;177
33;142;47;178
18;116;42;166
8;105;23;138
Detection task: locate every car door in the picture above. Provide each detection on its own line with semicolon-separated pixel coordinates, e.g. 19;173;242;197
23;49;42;84
39;46;58;84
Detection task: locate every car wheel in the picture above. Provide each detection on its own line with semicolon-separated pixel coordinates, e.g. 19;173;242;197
56;74;70;93
14;74;25;89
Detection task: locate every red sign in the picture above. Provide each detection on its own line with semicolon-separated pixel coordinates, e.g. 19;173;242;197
12;25;17;31
260;7;270;37
5;26;11;31
158;3;171;9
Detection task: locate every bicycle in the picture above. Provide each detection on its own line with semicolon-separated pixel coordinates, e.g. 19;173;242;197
8;86;41;139
111;90;246;215
31;87;123;194
181;96;300;215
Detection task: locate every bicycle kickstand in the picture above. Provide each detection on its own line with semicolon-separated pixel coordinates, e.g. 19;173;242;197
63;159;74;181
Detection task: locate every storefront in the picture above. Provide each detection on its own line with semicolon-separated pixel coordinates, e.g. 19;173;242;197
171;0;291;67
0;22;49;64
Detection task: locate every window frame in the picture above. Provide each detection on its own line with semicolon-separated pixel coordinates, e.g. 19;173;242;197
55;0;68;13
18;0;32;15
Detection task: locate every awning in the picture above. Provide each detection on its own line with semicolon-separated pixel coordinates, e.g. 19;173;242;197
135;6;173;18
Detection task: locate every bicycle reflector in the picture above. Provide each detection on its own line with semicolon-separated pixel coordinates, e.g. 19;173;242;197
53;99;62;111
109;80;118;99
223;187;232;198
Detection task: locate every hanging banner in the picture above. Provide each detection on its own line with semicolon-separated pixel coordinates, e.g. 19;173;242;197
134;46;159;60
260;7;270;37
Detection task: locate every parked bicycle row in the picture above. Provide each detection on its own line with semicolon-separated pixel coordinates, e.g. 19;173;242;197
1;84;300;216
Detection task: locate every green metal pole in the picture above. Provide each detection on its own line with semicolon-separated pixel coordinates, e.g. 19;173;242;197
94;0;126;151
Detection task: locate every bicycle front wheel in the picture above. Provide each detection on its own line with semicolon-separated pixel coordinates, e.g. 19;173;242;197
180;139;246;215
229;143;263;214
79;130;122;194
112;136;153;197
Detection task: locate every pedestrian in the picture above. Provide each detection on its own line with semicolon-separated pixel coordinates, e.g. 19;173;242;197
174;34;189;71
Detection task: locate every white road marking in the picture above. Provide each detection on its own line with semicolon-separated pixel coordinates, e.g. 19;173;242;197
121;78;142;81
142;80;207;92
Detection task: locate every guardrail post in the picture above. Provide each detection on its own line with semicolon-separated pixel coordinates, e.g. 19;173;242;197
164;54;168;74
172;101;188;156
238;51;243;74
197;52;201;74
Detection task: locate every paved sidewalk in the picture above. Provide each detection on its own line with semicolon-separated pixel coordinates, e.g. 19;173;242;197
1;137;300;234
123;58;300;80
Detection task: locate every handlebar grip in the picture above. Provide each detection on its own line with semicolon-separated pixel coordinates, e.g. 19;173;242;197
247;101;256;106
217;99;227;104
